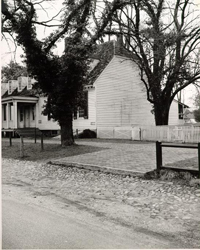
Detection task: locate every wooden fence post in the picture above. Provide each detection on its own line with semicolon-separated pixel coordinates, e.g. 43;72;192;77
20;136;24;158
198;143;200;179
9;132;12;146
41;133;44;151
156;141;162;172
34;127;37;143
192;126;194;143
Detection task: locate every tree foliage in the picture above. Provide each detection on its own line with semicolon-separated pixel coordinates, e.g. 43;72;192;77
193;91;200;122
194;109;200;122
194;91;200;108
1;61;27;82
2;0;128;146
108;0;200;125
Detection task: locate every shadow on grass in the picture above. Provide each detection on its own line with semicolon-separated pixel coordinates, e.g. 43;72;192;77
164;157;198;170
2;141;106;162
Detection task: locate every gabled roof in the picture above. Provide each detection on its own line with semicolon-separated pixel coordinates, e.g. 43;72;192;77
88;40;134;85
2;86;38;99
1;82;8;96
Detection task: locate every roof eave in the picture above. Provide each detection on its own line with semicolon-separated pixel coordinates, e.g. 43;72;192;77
2;96;39;103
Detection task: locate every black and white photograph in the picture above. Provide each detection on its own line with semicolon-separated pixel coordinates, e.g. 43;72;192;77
1;0;200;249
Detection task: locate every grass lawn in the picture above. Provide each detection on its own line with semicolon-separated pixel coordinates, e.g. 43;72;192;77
2;139;106;162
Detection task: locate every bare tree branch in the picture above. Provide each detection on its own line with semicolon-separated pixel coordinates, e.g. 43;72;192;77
107;0;200;124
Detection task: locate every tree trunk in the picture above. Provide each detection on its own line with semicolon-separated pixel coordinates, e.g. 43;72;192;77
154;103;170;125
59;112;74;146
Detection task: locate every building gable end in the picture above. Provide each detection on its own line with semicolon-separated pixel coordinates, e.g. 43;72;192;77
93;55;115;87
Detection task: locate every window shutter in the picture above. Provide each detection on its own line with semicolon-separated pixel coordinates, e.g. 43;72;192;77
178;104;183;119
84;91;88;119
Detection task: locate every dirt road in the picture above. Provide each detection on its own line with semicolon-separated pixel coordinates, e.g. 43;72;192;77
2;158;200;248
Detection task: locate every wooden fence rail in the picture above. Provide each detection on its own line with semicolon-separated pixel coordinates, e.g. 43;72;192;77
156;141;200;178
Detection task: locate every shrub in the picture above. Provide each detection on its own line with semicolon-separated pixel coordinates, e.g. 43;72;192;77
77;129;97;139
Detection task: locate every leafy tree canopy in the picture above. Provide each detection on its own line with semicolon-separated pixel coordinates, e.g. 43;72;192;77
194;109;200;122
193;90;200;122
194;91;200;109
1;61;27;82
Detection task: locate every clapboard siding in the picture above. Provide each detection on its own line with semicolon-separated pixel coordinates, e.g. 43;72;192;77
37;91;97;131
73;88;96;131
169;100;184;125
95;55;155;128
93;55;184;129
37;97;60;130
36;91;97;132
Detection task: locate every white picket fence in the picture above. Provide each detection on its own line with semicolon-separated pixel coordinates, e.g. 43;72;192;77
97;125;200;143
138;125;200;143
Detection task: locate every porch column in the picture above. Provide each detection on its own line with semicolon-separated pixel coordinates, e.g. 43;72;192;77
2;104;4;129
35;102;39;129
13;101;18;129
6;103;9;128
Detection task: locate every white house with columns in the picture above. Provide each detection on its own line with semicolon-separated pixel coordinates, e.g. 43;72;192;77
1;76;60;136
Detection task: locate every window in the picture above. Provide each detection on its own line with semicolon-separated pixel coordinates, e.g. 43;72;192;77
3;104;7;121
79;91;88;119
51;130;58;135
78;108;85;118
32;106;35;120
27;77;32;89
178;104;183;119
8;81;12;94
9;103;13;120
18;77;22;91
20;107;24;122
73;92;88;120
73;109;77;120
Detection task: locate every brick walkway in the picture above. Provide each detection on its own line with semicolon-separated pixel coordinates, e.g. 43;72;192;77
52;140;198;174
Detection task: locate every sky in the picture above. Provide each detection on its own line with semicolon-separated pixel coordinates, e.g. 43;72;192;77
1;0;200;107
